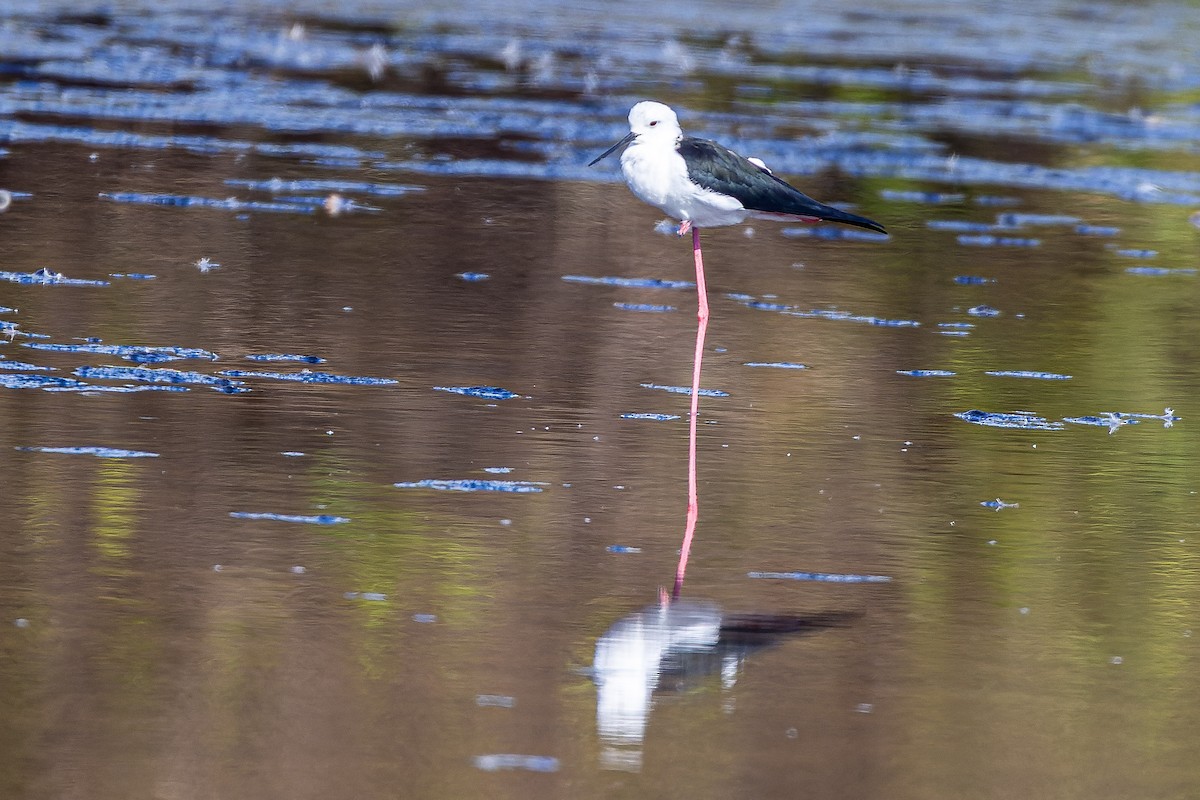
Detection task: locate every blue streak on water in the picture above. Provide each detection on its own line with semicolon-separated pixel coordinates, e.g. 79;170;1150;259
747;571;892;583
434;386;519;400
928;220;1020;232
101;191;315;215
985;370;1073;380
457;272;491;282
967;305;1002;317
109;272;158;280
606;545;643;553
1;373;87;390
620;413;681;420
1112;248;1158;259
879;189;964;204
955;410;1065;431
980;498;1020;510
938;322;975;329
230;512;350;525
17;445;159;458
787;309;921;327
46;384;190;394
563;275;693;289
25;342;218;362
0;268;109;286
220;370;397;385
640;383;730;397
1075;225;1121;236
225;178;425;196
954;275;995;284
974;196;1022;206
613;302;676;312
473;754;560;773
897;369;956;377
245;353;326;364
344;592;388;602
483;467;513;473
76;365;248;393
957;234;1041;247
1126;267;1196;276
394;479;546;493
744;362;807;369
780;226;889;242
0;360;55;371
995;212;1082;226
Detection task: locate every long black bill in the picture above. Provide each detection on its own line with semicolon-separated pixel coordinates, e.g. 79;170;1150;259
588;131;637;167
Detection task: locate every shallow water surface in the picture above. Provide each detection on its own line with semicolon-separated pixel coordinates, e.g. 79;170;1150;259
2;1;1200;798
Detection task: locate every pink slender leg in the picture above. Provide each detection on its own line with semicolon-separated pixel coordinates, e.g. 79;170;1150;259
673;224;708;599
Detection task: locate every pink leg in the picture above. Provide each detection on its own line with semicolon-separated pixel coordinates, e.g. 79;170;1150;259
672;224;708;599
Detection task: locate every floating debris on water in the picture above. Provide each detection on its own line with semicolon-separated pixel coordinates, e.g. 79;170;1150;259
747;571;892;583
0;268;108;286
393;479;546;493
614;302;676;312
967;305;1002;317
620;413;681;420
744;362;807;369
195;257;219;273
483;467;513;473
955;410;1065;430
281;451;305;457
640;383;729;397
897;369;956;377
473;754;560;773
562;275;693;289
230;511;350;525
985;370;1072;380
16;445;159;458
221;369;397;385
980;498;1020;510
434;385;520;400
245;353;326;364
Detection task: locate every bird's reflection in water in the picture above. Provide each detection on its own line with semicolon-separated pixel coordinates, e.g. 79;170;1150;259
591;599;857;771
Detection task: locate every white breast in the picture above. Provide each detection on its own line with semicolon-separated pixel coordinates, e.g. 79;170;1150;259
619;140;747;228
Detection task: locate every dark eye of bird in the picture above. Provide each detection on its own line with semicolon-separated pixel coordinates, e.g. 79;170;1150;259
649;121;658;126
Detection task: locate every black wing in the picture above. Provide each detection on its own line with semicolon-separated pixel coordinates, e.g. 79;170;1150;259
678;137;885;234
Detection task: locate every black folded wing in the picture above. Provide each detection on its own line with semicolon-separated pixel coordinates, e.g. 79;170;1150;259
678;137;885;233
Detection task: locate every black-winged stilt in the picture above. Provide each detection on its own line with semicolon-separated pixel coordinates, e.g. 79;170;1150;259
589;101;885;598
